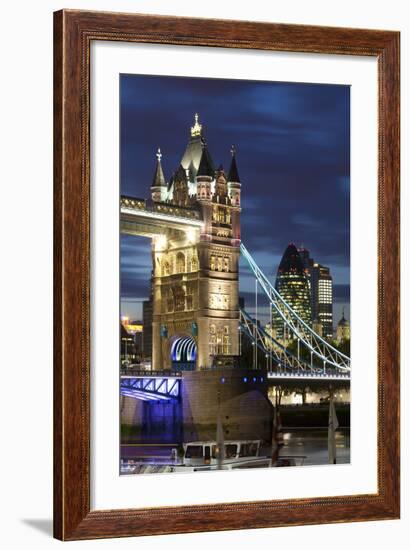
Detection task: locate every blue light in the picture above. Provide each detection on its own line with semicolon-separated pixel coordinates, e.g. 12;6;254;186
253;377;256;382
243;377;248;383
221;377;225;383
261;377;264;382
171;336;197;362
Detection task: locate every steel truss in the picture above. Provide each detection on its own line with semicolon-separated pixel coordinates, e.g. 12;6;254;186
240;308;315;372
240;243;351;372
120;376;180;401
240;309;350;379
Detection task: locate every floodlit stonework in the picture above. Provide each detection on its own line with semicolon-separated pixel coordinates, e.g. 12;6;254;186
150;115;242;370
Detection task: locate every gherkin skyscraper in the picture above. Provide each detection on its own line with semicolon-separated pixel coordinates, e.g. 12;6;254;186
273;243;312;341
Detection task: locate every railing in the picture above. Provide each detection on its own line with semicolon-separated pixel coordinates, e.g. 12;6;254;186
267;371;350;380
120;368;182;378
121;196;146;211
121;196;202;221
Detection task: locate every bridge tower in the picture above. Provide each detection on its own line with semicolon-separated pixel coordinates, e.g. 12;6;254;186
150;114;241;371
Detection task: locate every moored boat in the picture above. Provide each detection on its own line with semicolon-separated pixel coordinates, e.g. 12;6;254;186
170;439;272;472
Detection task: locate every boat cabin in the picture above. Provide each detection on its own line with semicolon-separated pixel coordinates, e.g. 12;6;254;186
183;440;261;466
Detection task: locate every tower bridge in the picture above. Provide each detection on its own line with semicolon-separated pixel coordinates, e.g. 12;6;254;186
120;114;350;405
122;116;242;373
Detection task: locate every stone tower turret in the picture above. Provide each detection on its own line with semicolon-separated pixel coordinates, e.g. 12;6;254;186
150;148;168;202
150;115;242;370
227;145;241;208
196;147;214;202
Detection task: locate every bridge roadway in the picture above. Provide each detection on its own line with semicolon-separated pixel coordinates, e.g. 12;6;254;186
120;196;204;238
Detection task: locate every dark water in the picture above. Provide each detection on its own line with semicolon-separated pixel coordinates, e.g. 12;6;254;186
279;428;350;466
121;428;350;473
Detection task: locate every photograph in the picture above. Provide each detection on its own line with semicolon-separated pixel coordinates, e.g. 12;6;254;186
119;74;351;475
47;5;400;541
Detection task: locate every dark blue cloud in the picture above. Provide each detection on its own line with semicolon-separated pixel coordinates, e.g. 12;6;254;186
120;74;350;321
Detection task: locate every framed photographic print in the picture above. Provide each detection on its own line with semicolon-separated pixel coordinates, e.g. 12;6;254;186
54;9;400;540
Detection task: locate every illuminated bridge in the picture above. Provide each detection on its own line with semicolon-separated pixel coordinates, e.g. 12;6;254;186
120;198;351;402
120;367;349;403
121;196;204;239
120;113;351;394
121;370;181;402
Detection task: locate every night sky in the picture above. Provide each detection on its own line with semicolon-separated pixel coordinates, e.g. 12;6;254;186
120;74;350;327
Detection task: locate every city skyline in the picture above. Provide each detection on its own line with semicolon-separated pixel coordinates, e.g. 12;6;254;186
120;74;350;326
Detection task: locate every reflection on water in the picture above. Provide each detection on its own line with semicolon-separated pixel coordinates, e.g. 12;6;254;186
280;428;350;466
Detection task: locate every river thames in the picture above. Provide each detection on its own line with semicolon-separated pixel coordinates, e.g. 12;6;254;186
120;427;350;473
280;428;350;466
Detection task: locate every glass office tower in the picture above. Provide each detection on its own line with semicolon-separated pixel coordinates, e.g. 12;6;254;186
273;243;312;341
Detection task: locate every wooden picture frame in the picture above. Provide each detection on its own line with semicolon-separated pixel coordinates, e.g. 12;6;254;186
54;9;400;540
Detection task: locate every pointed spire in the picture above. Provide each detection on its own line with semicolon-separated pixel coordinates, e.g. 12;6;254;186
190;112;202;137
152;147;166;187
338;307;348;327
227;145;240;183
197;147;214;177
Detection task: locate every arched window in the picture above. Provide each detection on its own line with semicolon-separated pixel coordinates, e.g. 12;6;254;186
186;286;193;310
167;289;174;313
209;325;217;355
162;260;170;276
217;208;225;223
176;252;185;274
174;286;185;312
209;335;216;355
191;256;198;272
223;326;230;354
216;331;223;355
